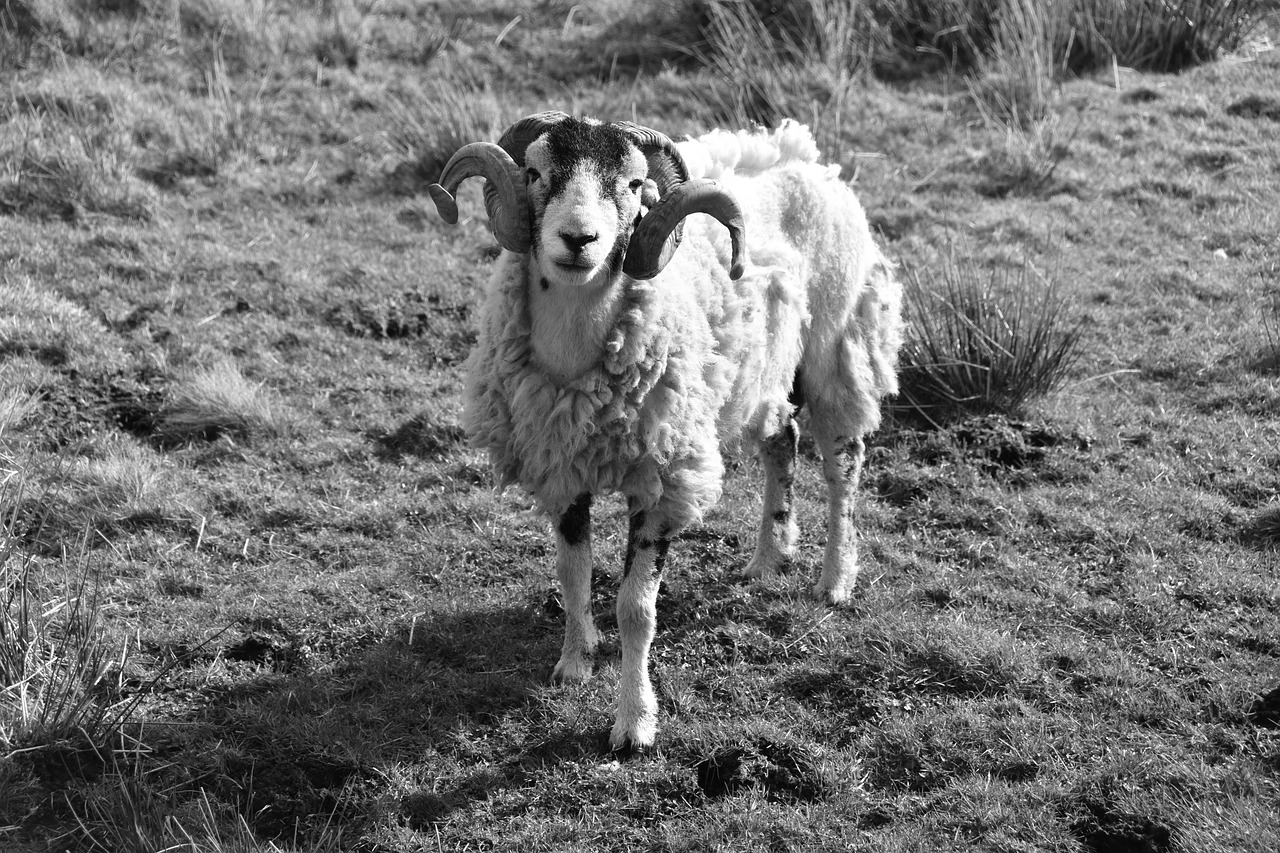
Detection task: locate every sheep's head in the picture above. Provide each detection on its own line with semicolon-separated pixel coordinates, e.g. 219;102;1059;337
428;112;746;285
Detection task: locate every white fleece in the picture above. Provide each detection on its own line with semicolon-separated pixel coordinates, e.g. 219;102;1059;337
463;120;902;530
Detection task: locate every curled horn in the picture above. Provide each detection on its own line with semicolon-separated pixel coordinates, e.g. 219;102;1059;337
482;110;571;232
497;110;571;161
427;143;529;252
614;121;709;280
427;111;571;253
623;178;748;281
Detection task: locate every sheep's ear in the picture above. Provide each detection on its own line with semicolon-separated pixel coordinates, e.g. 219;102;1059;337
614;122;690;196
639;179;660;210
624;179;747;281
427;142;531;253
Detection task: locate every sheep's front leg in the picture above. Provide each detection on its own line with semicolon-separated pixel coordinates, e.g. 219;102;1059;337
742;418;799;580
611;503;670;752
813;429;866;605
551;493;598;684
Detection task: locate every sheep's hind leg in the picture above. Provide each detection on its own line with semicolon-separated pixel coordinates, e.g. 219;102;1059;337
551;493;598;685
611;502;671;753
812;424;866;605
742;417;799;581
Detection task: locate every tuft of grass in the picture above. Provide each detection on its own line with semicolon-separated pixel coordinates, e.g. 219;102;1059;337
170;0;279;71
60;438;196;537
894;257;1083;426
381;80;513;188
1068;0;1270;73
0;277;127;372
1247;502;1280;546
687;0;877;146
967;0;1064;127
0;524;126;758
0;126;157;221
158;360;283;445
72;777;347;853
0;0;78;54
974;106;1082;197
1260;288;1280;372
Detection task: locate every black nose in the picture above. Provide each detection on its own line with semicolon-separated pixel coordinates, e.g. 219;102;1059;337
560;231;598;253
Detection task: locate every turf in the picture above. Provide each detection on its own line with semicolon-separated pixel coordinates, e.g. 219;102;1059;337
2;1;1278;850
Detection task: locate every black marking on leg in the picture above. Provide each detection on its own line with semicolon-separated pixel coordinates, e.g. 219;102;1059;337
788;369;805;412
624;509;646;578
652;536;672;576
539;277;550;291
558;493;592;546
762;421;798;490
771;509;790;523
624;509;672;578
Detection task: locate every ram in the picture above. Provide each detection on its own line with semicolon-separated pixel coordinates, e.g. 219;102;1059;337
429;112;903;751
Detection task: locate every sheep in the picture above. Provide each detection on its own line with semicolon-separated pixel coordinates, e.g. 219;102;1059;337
428;112;903;752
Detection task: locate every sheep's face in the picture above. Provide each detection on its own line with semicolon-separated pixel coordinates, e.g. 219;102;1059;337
522;120;654;287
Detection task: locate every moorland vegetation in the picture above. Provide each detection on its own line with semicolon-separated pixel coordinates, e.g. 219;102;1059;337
2;0;1279;850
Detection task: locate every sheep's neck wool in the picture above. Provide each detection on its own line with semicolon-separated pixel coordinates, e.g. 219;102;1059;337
464;257;722;520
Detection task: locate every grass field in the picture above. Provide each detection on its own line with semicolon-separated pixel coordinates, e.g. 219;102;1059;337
3;0;1280;850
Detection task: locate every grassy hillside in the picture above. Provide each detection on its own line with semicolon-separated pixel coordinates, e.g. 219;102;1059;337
3;1;1279;850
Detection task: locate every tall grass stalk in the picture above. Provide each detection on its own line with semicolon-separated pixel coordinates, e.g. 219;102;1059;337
73;780;347;853
1069;0;1269;73
895;257;1083;426
1261;288;1280;372
967;0;1064;127
0;521;126;754
382;81;512;184
689;0;877;152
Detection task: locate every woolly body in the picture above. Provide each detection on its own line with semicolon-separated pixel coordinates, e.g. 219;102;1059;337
464;120;901;526
455;117;903;750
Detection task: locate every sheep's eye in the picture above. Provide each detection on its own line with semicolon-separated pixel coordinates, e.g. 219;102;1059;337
629;179;644;193
526;168;541;183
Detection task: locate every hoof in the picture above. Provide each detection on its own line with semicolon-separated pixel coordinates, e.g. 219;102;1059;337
741;554;782;581
606;733;655;760
609;717;656;755
812;581;852;606
550;656;593;685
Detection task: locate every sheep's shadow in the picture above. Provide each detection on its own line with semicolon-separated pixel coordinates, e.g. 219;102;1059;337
174;598;611;838
153;524;820;839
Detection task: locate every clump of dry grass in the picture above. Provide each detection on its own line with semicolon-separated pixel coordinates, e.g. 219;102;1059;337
0;277;128;372
683;0;878;149
1247;502;1280;546
1;474;133;766
974;106;1082;197
967;0;1064;127
0;0;78;57
0;388;38;438
895;257;1083;426
158;359;284;444
64;439;190;526
381;80;513;187
1068;0;1270;73
71;777;348;853
168;0;279;70
0;68;162;221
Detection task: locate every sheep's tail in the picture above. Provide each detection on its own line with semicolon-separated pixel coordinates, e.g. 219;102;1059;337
679;119;829;180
